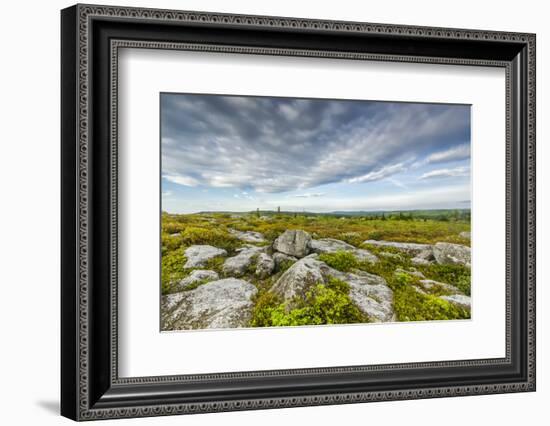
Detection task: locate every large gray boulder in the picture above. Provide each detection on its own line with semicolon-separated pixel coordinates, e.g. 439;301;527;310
272;230;311;258
161;278;257;330
310;238;378;263
176;269;219;291
184;245;227;268
363;240;433;257
229;228;266;244
255;253;275;278
270;256;328;302
222;246;264;276
433;242;471;267
270;256;394;322
345;271;395;322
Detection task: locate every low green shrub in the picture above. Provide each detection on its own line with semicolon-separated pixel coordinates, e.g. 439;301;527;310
161;247;187;294
250;278;368;327
318;251;359;272
180;226;240;252
417;263;471;296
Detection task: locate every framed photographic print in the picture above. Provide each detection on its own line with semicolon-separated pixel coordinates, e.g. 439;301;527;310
61;4;536;421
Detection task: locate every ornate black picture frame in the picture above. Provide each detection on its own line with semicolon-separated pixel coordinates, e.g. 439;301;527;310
61;4;536;421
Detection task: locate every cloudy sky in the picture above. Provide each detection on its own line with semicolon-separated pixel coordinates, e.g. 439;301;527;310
161;93;471;213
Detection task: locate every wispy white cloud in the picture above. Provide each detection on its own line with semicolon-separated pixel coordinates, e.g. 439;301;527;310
292;192;326;198
419;166;470;180
348;163;406;184
427;143;470;164
163;174;200;187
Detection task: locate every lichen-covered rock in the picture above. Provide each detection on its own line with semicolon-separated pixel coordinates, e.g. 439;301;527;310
184;245;227;268
270;256;327;302
344;271;395;322
352;249;379;263
272;252;298;271
363;240;433;257
433;242;471;267
272;230;311;258
255;253;275;278
270;256;394;322
161;278;257;330
176;270;219;291
440;294;471;311
309;238;355;254
229;228;266;244
222;246;264;276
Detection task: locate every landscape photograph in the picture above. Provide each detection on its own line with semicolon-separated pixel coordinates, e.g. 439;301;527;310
160;93;472;331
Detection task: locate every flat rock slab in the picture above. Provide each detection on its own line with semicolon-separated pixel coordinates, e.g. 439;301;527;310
433;242;471;267
273;230;311;258
229;228;266;244
418;279;462;295
222;246;265;276
176;270;219;291
161;278;257;330
184;245;227;269
440;294;471;311
310;238;378;263
363;240;433;257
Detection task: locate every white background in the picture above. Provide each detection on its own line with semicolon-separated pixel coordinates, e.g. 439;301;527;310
119;49;505;377
0;0;547;425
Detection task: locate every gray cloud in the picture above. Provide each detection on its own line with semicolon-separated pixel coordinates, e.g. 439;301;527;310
161;94;470;193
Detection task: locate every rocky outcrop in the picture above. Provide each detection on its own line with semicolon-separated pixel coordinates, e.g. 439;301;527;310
433;242;471;267
345;270;395;322
255;253;275;278
310;238;378;263
309;238;355;253
363;240;433;257
272;252;297;271
184;245;227;268
459;231;471;240
270;255;394;322
441;294;471;311
222;246;264;276
270;256;327;302
229;228;266;244
176;270;219;291
272;230;311;258
161;278;257;330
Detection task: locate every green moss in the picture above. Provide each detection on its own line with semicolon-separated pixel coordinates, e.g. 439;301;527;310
416;263;471;296
161;247;187;294
183;278;212;291
250;278;368;327
358;260;469;321
318;251;359;272
180;226;240;252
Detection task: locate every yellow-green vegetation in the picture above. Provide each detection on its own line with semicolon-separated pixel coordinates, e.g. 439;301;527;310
161;210;471;325
250;278;369;327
